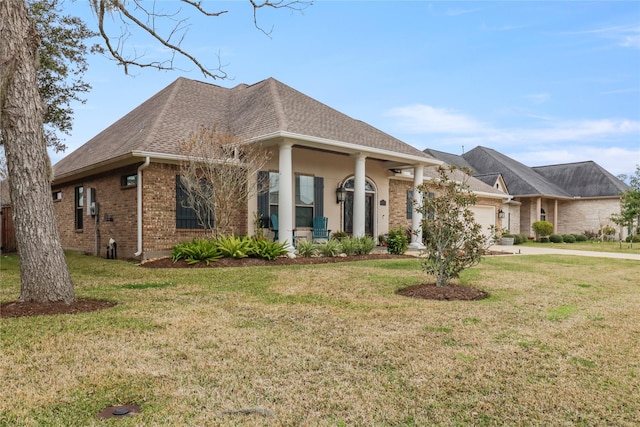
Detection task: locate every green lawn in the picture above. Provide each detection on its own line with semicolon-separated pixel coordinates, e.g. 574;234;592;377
519;239;640;255
1;252;639;426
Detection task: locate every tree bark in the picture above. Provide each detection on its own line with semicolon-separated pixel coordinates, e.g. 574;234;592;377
1;0;75;303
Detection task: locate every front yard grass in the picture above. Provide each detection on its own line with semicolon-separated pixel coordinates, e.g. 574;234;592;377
1;252;639;426
522;239;640;254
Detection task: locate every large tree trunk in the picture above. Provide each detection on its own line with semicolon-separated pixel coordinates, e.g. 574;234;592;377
0;0;75;303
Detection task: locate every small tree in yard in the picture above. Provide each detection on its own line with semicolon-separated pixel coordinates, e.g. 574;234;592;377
179;125;270;236
417;165;488;287
532;221;554;241
611;164;640;248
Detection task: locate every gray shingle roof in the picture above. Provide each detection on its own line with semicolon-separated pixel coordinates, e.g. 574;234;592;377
54;77;433;178
532;161;628;197
423;148;473;169
422;166;506;196
462;146;571;197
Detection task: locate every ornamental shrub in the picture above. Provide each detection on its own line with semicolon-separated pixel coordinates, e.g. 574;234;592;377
539;236;550;243
514;234;528;245
626;234;640;243
386;226;408;255
355;236;377;255
339;237;359;256
318;239;342;257
532;221;554;240
250;239;288;260
562;234;576;243
172;239;222;265
296;239;318;257
549;234;563;243
575;234;588;242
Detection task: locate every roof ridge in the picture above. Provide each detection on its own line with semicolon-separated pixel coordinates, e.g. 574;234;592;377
265;78;288;131
139;78;187;150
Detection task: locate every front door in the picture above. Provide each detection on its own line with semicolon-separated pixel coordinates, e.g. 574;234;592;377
344;192;374;236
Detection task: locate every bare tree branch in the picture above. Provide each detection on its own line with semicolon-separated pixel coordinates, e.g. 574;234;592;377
179;126;271;235
91;0;311;79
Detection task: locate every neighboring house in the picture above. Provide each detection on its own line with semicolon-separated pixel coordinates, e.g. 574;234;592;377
425;146;629;238
51;77;512;259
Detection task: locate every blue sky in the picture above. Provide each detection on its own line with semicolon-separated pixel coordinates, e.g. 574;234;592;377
51;0;640;178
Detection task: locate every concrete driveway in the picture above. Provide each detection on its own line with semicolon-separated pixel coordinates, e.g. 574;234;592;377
489;244;640;261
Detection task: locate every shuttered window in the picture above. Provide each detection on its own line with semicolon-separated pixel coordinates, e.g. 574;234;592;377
175;176;214;229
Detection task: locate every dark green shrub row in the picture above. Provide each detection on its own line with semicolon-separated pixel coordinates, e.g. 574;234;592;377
512;234;528;245
626;234;640;243
172;236;288;264
543;233;594;244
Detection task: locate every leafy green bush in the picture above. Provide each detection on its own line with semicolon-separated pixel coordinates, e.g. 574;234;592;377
172;239;222;265
318;239;342;257
296;239;318;257
216;235;252;259
250;239;288;260
514;234;528;245
532;221;554;240
539;236;550;243
562;234;576;243
386;226;408;255
339;237;359;256
575;234;588;242
549;234;563;243
626;234;640;243
355;236;376;255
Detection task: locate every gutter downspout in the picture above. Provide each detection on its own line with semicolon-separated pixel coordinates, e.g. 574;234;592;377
134;157;150;257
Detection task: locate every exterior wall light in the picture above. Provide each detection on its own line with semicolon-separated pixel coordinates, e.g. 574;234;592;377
336;186;347;203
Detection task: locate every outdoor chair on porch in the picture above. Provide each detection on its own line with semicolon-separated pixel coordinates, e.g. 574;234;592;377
312;216;331;242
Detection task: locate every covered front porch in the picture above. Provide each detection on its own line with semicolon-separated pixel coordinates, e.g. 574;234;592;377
252;133;441;250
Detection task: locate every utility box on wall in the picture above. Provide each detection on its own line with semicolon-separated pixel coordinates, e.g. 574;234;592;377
87;188;97;216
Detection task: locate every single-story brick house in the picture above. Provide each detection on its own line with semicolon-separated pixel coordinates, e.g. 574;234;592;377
425;147;629;239
51;77;509;259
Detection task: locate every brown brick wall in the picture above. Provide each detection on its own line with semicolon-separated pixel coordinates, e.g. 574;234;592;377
53;161;248;259
52;165;139;257
388;179;412;231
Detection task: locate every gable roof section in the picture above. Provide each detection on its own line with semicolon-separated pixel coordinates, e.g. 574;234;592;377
421;166;506;197
423;148;473;169
462;146;571;197
54;77;435;179
532;161;628;197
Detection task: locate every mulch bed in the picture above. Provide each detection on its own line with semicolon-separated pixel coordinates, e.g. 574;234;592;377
396;283;488;301
0;299;116;319
140;253;414;268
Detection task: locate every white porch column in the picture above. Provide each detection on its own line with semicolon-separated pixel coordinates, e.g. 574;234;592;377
352;154;366;237
409;165;425;249
278;142;294;250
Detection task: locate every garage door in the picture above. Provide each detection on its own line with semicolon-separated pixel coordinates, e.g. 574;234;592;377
469;206;495;239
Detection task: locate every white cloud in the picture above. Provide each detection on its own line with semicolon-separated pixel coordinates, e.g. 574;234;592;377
564;24;640;49
509;146;640;177
386;105;492;134
386;103;640;175
525;93;550;104
388;103;640;144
